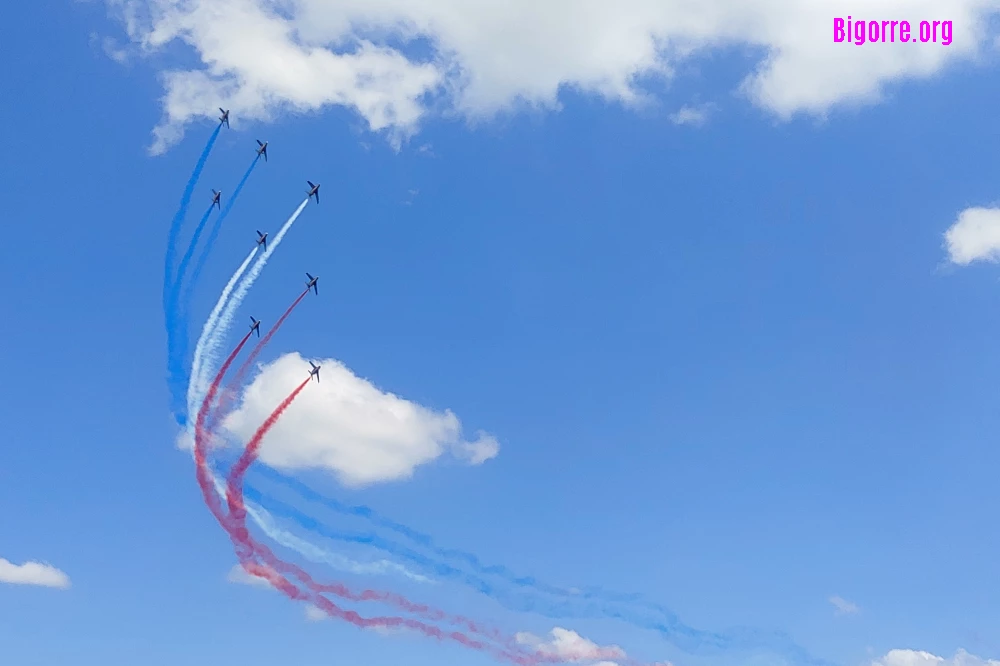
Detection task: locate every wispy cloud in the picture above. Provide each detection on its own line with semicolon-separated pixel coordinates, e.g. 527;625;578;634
669;103;716;127
829;595;859;616
304;605;327;622
0;558;71;589
227;564;273;589
89;32;130;65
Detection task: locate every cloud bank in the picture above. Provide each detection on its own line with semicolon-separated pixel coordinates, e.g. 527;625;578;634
106;0;1000;153
0;558;71;589
873;649;1000;666
222;352;499;487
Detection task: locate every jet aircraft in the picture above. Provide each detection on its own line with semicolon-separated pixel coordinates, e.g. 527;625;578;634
219;108;230;128
306;181;320;204
211;189;222;209
305;273;319;295
256;230;268;250
249;316;261;337
308;361;321;383
256;140;268;161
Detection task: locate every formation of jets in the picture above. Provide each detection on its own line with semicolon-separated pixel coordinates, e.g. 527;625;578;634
215;111;324;381
215;110;324;207
305;273;319;295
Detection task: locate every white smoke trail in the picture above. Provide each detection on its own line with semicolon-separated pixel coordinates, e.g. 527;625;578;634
207;471;430;583
187;246;258;426
188;198;309;421
183;197;431;589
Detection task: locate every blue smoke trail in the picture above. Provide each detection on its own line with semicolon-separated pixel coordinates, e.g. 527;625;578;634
164;203;216;417
242;483;832;666
162;124;221;310
166;155;262;425
162;123;222;424
248;468;833;666
185;155;260;303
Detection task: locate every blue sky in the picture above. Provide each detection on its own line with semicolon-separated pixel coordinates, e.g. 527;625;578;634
2;2;1000;666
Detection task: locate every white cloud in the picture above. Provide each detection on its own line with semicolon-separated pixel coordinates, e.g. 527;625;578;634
221;353;499;487
669;103;715;126
106;0;1000;153
515;628;634;665
227;563;273;589
0;558;71;589
944;207;1000;265
90;32;131;65
304;604;327;621
873;649;1000;666
829;594;860;616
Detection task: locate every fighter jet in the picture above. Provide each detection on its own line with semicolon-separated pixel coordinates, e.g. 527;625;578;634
306;181;320;204
305;272;319;295
256;230;268;251
211;189;222;209
219;108;230;128
308;361;321;383
249;316;261;337
256;140;268;162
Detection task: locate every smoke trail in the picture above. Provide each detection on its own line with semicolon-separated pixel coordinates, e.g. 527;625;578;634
188;247;258;431
246;472;832;665
189;197;310;419
189;302;651;666
208;288;309;434
163;124;221;304
162;124;221;423
185;247;433;591
190;335;538;660
165;203;218;421
212;382;604;666
244;490;432;582
184;155;261;304
192;330;254;525
167;156;263;424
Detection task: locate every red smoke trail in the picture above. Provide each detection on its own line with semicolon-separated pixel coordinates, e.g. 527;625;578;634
207;288;309;434
197;293;519;647
193;330;253;526
192;326;518;650
193;327;628;664
214;378;542;665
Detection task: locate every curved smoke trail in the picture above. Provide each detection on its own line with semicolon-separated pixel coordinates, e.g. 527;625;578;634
207;288;309;435
163;124;221;300
163;124;221;422
168;156;263;425
204;372;626;666
188;246;258;429
184;155;261;304
186;227;432;588
245;469;832;664
165;203;216;421
188;197;310;420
